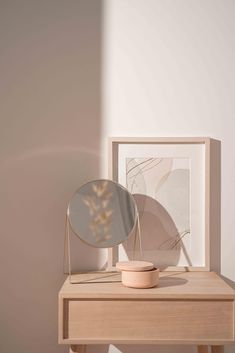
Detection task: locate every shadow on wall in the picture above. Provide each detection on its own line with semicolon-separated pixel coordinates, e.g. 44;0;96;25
123;194;183;268
0;1;102;353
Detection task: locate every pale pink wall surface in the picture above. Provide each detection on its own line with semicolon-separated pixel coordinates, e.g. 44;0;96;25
0;1;102;353
1;1;235;353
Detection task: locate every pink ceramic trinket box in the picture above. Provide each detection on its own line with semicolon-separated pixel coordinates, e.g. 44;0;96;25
116;261;159;289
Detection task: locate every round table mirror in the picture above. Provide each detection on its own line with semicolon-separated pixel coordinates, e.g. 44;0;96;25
67;179;137;248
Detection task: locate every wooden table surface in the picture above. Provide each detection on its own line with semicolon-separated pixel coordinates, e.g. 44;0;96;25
59;271;235;353
60;271;235;299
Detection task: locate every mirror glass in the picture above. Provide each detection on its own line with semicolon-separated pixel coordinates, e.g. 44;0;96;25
68;179;137;248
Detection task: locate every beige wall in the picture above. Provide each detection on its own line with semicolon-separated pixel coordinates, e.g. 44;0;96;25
102;1;235;353
0;1;102;353
1;1;235;353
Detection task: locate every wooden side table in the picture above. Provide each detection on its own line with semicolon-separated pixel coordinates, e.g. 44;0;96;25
58;271;235;353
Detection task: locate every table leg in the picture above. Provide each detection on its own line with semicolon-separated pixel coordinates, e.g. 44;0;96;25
211;346;224;353
70;345;86;353
197;346;209;353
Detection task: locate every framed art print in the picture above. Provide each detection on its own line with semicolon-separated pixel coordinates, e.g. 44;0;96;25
108;137;211;271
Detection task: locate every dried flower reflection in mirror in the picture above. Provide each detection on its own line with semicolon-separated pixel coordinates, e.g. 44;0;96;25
83;181;114;244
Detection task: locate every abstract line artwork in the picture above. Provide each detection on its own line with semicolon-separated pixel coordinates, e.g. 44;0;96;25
125;157;191;266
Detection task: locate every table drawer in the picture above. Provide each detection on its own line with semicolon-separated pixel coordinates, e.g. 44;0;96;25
62;299;234;342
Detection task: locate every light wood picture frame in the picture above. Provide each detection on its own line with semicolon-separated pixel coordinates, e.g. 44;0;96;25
108;137;211;271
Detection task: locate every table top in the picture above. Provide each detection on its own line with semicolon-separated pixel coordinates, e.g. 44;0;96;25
59;271;235;300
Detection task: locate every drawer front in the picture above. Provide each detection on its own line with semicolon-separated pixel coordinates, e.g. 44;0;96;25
63;299;234;342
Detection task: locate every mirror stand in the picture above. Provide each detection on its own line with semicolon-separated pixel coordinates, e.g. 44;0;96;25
63;179;142;284
64;211;143;284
